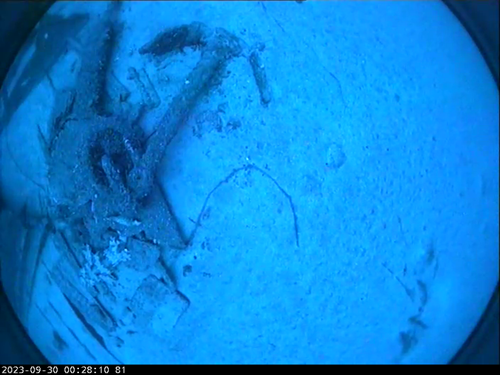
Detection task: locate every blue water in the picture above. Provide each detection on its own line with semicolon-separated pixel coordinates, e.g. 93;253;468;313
0;1;498;364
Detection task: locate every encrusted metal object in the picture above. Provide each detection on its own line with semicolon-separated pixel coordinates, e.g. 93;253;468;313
30;2;274;357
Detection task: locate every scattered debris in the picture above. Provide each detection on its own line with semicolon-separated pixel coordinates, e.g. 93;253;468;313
248;49;272;105
226;118;242;132
79;237;130;288
107;216;141;227
192;109;223;138
126;67;160;110
183;264;192;276
130;275;190;333
126;237;161;272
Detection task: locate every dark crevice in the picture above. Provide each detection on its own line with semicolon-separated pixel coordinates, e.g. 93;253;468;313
48;301;97;361
62;294;122;364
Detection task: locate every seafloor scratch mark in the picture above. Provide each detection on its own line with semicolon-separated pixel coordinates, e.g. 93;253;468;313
381;262;415;302
416;280;428;310
259;2;286;34
397;216;409;247
425;239;439;280
408;315;428;329
257;5;346;114
303;43;346;113
188;164;300;247
325;68;345;109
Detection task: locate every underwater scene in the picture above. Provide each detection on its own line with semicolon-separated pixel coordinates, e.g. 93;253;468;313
0;0;498;364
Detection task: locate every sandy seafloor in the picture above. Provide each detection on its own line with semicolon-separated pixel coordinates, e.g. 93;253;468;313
0;0;498;364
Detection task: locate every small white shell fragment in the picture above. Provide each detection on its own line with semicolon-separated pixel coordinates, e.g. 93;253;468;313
108;216;142;227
